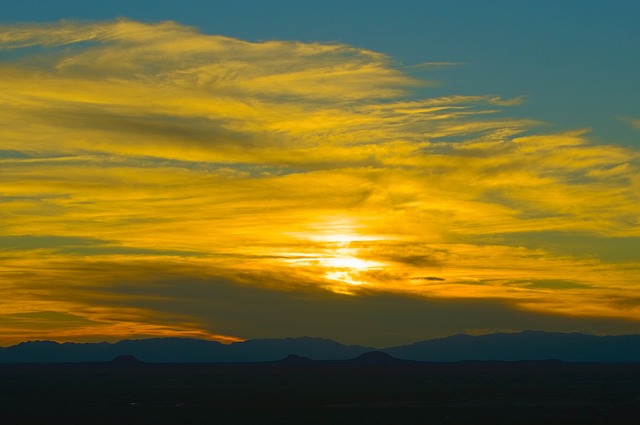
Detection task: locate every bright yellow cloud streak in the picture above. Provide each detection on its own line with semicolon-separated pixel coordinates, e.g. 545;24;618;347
1;19;639;345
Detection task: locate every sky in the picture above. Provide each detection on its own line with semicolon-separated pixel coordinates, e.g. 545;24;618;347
0;1;639;348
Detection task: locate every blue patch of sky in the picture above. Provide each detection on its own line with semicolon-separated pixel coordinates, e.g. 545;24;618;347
0;150;31;159
2;0;639;147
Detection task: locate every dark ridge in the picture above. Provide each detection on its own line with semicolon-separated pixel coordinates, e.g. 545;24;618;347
108;354;145;366
232;336;372;361
352;350;401;364
3;332;640;363
274;354;314;364
385;331;640;362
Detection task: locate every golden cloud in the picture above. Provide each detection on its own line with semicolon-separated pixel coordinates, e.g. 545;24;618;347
1;20;639;344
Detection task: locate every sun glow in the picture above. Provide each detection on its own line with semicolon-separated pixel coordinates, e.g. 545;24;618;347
321;256;379;270
284;220;387;288
317;235;385;286
2;19;640;346
325;271;364;286
321;251;383;284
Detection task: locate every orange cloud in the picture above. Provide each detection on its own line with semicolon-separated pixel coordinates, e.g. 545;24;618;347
1;20;639;345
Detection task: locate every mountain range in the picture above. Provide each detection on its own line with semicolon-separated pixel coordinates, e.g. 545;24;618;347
2;331;640;363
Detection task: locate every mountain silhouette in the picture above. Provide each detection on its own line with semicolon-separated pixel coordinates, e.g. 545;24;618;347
385;331;640;362
2;331;640;363
228;336;372;362
273;354;314;365
108;354;145;366
351;351;403;364
0;336;371;363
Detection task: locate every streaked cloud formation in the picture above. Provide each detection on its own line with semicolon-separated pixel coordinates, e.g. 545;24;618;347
1;20;639;346
625;117;640;131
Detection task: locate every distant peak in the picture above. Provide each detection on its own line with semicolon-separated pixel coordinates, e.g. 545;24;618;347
109;354;144;366
20;340;60;346
353;351;399;364
276;354;314;364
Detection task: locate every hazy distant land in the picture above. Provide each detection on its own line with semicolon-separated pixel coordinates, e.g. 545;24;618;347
2;331;640;363
3;331;640;424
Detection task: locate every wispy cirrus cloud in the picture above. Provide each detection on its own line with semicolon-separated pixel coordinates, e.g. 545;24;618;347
623;117;640;131
1;19;639;346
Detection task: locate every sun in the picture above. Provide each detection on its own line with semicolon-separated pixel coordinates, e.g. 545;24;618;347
318;245;383;286
284;218;387;288
322;256;378;270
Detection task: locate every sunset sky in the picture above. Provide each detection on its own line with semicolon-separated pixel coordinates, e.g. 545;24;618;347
1;1;639;347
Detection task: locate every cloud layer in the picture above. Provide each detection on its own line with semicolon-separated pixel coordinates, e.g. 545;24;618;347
1;20;639;346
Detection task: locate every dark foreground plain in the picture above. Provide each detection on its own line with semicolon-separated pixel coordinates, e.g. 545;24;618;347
2;360;640;424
